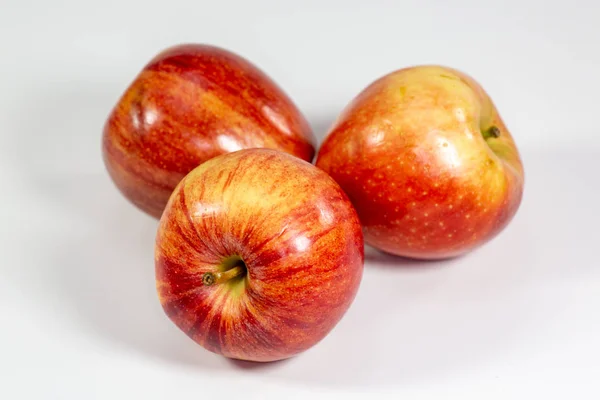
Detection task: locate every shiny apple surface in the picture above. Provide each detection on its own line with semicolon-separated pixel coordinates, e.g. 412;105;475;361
316;66;524;259
155;149;364;362
103;44;315;218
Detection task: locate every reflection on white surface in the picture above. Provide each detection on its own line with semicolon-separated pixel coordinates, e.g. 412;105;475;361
464;126;474;140
293;235;311;252
318;205;335;226
366;129;385;147
130;107;140;130
190;136;215;153
454;108;475;139
262;105;291;136
192;202;222;219
217;135;243;152
143;107;158;127
129;105;158;131
454;107;466;123
436;136;462;169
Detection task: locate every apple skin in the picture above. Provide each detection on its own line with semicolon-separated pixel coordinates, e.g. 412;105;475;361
103;44;316;218
155;148;364;362
316;66;524;260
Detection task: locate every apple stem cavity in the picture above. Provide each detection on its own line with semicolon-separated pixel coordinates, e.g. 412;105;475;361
202;264;246;286
482;125;501;140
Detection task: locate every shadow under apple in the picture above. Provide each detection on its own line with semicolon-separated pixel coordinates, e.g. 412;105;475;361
363;244;457;269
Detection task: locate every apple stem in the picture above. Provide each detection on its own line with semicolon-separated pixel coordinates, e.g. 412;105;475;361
482;126;501;140
202;264;246;286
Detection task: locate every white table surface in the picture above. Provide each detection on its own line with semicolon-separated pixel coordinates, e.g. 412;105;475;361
1;0;599;398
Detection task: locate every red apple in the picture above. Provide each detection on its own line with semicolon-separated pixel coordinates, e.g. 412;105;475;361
103;44;315;218
155;148;364;362
316;66;524;259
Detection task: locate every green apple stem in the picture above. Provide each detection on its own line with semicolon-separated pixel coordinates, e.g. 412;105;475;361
482;125;501;140
202;264;246;286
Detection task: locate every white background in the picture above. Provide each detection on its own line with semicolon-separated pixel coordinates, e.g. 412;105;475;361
1;0;599;398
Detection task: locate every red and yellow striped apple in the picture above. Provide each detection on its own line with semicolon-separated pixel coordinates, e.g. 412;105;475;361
103;44;315;218
316;66;524;260
155;149;364;362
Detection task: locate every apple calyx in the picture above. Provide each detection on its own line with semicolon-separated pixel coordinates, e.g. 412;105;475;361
202;263;246;287
482;125;501;140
